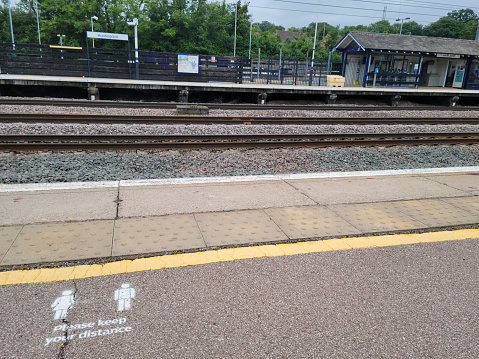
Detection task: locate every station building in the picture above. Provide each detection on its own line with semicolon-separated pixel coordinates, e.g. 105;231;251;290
333;31;479;89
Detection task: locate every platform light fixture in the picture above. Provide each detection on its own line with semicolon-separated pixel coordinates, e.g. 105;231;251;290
127;18;139;80
396;17;410;35
91;16;98;48
57;34;65;46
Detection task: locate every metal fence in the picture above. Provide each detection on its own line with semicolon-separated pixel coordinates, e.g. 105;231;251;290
0;43;342;86
242;56;342;86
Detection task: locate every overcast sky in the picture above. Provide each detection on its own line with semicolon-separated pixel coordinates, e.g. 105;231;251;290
246;0;479;29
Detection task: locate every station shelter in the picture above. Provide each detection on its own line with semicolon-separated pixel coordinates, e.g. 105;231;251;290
333;31;479;89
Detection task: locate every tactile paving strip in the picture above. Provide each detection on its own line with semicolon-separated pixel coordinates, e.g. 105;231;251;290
1;221;114;265
389;199;479;227
265;206;361;239
112;215;205;256
441;196;479;218
195;210;288;246
329;202;425;233
0;226;22;262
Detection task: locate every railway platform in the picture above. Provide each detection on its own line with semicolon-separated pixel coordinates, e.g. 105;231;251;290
0;167;478;268
1;74;479;106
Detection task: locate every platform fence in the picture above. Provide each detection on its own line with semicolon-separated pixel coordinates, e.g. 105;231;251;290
242;55;342;86
0;43;343;86
0;43;243;83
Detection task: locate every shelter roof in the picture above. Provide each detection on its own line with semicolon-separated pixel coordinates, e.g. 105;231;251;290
334;31;479;56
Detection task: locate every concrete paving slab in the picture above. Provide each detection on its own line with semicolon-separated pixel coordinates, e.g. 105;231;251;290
1;221;114;265
329;202;425;233
287;176;468;205
426;174;479;195
0;189;118;226
265;206;361;239
195;210;288;247
118;182;315;218
112;215;205;256
441;196;479;217
0;226;22;262
390;199;479;227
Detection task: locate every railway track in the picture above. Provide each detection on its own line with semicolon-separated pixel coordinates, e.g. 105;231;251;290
2;133;479;151
1;99;479;111
1;113;479;125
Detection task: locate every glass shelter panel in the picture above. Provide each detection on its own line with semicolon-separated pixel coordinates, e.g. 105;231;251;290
366;54;420;87
466;60;479;88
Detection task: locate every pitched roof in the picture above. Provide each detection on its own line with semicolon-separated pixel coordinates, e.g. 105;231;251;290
275;30;306;43
334;31;479;56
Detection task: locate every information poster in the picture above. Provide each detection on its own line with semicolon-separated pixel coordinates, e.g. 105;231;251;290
177;54;199;74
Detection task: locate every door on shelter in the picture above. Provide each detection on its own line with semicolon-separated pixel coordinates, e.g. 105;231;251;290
452;60;466;88
444;61;457;87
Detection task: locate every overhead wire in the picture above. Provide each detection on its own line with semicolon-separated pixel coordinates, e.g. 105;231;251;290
250;0;479;25
249;4;432;23
271;0;479;12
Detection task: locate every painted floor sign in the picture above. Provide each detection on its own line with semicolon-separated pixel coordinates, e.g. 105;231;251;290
46;283;135;347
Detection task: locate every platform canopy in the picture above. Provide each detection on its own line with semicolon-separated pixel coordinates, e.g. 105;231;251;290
333;31;479;56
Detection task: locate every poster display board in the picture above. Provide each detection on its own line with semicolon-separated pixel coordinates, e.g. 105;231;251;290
177;54;199;74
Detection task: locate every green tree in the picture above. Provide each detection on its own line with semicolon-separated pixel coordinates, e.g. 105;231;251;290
459;20;478;40
394;21;423;36
423;16;464;38
253;30;281;56
368;20;398;34
447;8;478;24
340;24;368;36
256;21;284;32
281;34;312;58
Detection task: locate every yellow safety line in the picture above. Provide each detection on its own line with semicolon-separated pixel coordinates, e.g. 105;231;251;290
0;229;478;286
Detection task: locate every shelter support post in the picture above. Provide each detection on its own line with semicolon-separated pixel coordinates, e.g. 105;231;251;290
362;51;371;87
178;90;189;103
387;95;401;106
341;52;346;77
448;96;459;107
88;86;99;101
416;55;423;88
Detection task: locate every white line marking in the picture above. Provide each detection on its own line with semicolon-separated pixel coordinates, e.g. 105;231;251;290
1;167;478;192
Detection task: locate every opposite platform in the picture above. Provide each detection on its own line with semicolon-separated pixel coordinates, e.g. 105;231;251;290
0;167;478;266
1;74;479;105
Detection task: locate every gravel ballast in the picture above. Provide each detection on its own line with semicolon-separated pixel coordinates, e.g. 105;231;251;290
1;145;479;184
1;104;479;184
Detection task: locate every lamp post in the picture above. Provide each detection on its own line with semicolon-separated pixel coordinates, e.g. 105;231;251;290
233;1;238;57
91;16;98;48
57;34;65;46
35;0;41;44
396;17;410;35
309;21;318;86
127;18;139;80
248;22;252;60
8;0;14;47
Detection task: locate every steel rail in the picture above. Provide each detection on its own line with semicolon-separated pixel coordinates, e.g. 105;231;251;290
2;133;479;151
1;99;479;111
1;113;479;125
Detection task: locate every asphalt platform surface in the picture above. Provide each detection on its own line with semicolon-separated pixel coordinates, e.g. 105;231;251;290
1;238;478;358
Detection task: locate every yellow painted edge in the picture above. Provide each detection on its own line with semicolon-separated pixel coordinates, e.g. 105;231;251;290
0;229;477;286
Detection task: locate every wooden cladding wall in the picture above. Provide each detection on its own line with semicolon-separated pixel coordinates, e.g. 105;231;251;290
0;43;244;83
